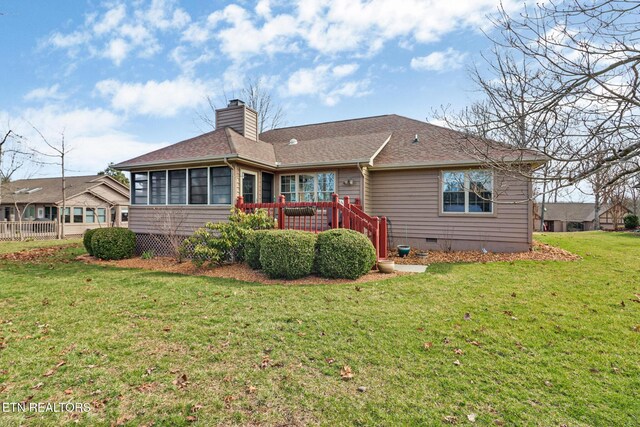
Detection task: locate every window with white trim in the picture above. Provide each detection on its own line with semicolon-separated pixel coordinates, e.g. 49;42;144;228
279;172;336;202
442;170;493;214
132;172;148;205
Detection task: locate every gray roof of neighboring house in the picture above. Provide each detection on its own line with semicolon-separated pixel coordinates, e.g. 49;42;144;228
115;114;545;170
0;175;128;205
538;202;632;222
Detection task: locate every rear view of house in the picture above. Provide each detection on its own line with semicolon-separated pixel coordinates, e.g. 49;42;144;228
116;100;543;254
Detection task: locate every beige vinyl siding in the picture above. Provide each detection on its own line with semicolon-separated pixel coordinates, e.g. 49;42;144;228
369;168;532;252
129;205;231;235
90;184;129;205
215;106;258;141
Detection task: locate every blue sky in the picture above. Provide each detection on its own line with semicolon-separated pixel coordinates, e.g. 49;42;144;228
0;0;523;179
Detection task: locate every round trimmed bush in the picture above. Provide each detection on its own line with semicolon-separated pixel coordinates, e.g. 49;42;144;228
83;228;98;256
244;229;272;270
259;230;317;279
624;214;639;229
315;229;376;279
91;227;136;260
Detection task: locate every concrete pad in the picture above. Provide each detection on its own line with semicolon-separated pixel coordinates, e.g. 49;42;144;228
394;264;427;273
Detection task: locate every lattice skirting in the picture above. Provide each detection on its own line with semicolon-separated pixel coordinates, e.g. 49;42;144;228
135;233;194;257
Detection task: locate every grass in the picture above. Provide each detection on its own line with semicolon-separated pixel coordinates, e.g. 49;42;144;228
0;238;81;254
0;232;638;426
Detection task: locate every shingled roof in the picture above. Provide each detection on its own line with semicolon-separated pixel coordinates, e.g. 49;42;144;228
0;175;127;205
116;114;543;170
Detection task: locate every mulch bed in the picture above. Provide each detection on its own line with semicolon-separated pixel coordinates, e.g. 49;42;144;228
391;241;580;265
76;255;407;285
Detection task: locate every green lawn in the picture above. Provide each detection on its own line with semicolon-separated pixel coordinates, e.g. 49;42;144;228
0;232;638;426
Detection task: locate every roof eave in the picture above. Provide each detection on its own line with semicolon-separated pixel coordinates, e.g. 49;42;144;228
370;157;544;171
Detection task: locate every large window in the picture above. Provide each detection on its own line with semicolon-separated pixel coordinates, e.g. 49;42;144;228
73;207;83;223
149;171;167;204
86;208;95;223
189;168;208;204
280;172;335;202
132;172;148;205
97;208;107;224
210;167;231;205
442;170;493;214
169;170;186;204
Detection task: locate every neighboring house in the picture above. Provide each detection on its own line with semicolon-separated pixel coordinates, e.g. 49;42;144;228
0;175;130;236
115;100;543;253
533;202;632;232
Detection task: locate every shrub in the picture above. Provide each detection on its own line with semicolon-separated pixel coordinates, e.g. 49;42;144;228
315;229;376;279
141;250;155;260
91;227;136;260
624;214;639;229
260;230;317;279
182;209;275;267
244;229;272;269
83;228;98;256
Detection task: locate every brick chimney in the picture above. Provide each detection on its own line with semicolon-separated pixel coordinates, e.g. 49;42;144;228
215;99;259;141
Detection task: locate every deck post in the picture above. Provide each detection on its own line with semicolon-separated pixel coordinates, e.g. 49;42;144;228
277;194;285;229
331;193;339;229
372;216;380;260
379;217;388;259
235;195;244;210
343;196;351;229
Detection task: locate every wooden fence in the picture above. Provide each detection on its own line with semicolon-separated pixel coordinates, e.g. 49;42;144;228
236;194;388;259
0;220;59;241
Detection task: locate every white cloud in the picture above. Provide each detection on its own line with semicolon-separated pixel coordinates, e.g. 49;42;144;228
410;48;468;72
285;63;369;105
24;84;66;102
95;77;210;117
47;0;191;65
1;106;167;178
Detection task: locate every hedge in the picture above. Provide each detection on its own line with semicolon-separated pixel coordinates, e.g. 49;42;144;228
244;229;272;270
315;229;376;279
624;214;639;229
91;227;136;260
259;230;317;279
83;228;98;256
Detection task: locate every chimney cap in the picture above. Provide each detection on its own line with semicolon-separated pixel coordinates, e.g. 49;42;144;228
228;99;245;107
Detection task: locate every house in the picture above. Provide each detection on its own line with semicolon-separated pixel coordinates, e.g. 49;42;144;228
0;175;130;236
533;202;632;232
115;100;543;253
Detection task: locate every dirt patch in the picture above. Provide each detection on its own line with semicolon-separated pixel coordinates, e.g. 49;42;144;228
76;255;406;285
391;241;580;265
0;244;80;262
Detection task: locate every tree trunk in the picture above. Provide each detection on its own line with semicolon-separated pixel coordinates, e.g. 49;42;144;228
594;192;601;230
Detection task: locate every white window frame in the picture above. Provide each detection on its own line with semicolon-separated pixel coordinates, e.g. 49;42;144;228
441;170;493;215
279;171;336;202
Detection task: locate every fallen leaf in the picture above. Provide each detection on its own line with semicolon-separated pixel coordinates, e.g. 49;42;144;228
340;365;353;380
355;286;362;292
246;385;257;394
467;413;477;422
544;380;553;387
443;338;451;345
64;389;73;395
443;415;458;424
357;386;367;393
470;341;481;347
453;359;461;366
43;369;56;377
32;382;44;390
260;355;270;369
633;325;640;333
191;403;203;413
464;313;471;321
503;310;514;316
162;326;171;332
186;415;197;422
511;292;516;298
86;278;92;283
173;373;189;389
326;358;335;364
423;342;433;350
454;348;464;355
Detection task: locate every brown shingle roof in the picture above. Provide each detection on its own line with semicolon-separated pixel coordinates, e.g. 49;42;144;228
116;114;544;170
0;175;126;205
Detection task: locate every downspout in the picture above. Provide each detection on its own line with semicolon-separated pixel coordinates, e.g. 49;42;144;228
357;162;366;210
223;156;236;203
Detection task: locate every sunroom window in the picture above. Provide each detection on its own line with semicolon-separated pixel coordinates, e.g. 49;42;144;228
280;172;335;202
442;170;493;214
132;172;148;205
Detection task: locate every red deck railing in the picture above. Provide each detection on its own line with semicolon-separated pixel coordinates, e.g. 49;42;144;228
236;193;388;259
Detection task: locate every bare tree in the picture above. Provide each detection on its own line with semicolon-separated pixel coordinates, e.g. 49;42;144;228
0;128;37;205
199;77;286;132
435;1;640;200
151;208;189;262
30;127;71;239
